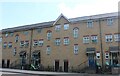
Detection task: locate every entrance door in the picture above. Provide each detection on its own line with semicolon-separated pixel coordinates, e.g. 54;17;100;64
7;60;10;68
112;53;118;65
64;60;68;72
2;59;5;68
55;60;59;72
88;54;95;67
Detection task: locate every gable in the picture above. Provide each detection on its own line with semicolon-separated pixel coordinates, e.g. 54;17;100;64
53;14;70;26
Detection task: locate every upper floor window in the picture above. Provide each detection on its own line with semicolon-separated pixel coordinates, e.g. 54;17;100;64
8;42;12;48
114;34;120;42
107;18;113;26
5;33;9;37
55;38;61;46
24;40;29;47
73;27;79;38
47;31;52;40
15;34;19;42
37;28;42;33
33;40;38;47
3;42;7;48
23;31;29;35
74;44;78;54
13;47;17;56
64;24;69;30
64;37;69;45
105;34;113;42
96;52;100;59
83;36;89;43
91;35;98;43
87;20;93;28
46;45;51;55
55;25;61;31
38;39;44;46
20;41;24;47
9;32;14;37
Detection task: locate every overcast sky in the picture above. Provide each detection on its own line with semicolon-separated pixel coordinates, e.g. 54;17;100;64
0;0;120;30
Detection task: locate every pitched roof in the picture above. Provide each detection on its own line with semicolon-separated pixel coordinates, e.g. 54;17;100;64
2;12;118;33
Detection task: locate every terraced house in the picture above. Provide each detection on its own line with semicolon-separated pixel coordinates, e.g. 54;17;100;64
1;12;120;72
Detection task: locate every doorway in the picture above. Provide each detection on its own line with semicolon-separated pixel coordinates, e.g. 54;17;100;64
64;60;68;72
88;54;95;67
7;60;10;68
55;60;59;72
2;59;5;68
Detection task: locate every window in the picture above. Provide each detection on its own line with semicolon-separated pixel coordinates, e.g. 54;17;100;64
9;32;14;36
64;24;69;30
38;39;44;46
55;38;60;46
37;28;42;33
20;41;24;47
105;52;109;59
24;41;29;47
3;42;7;48
114;34;120;42
8;42;12;48
46;45;51;55
105;34;113;42
74;44;78;54
15;35;19;42
5;33;8;37
13;47;17;56
96;52;100;59
83;36;89;43
33;40;38;46
23;31;29;35
107;18;113;26
0;37;2;43
47;31;52;40
64;37;69;45
55;25;61;31
87;20;93;28
73;28;79;38
91;35;98;43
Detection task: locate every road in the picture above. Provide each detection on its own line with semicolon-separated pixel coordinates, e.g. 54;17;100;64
0;68;119;76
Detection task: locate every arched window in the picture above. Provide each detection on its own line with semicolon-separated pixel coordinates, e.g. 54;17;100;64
73;27;79;38
47;30;52;40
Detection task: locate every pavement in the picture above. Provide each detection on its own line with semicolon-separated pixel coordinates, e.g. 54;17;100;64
0;68;120;76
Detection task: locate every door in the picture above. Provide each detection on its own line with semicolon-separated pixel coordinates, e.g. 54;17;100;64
88;54;95;67
55;60;59;72
112;53;118;65
64;60;68;72
2;59;5;68
7;60;10;68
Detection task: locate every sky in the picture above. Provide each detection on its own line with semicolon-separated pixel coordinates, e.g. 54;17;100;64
0;0;120;30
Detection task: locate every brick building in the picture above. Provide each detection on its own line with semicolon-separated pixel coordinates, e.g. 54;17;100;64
1;12;120;72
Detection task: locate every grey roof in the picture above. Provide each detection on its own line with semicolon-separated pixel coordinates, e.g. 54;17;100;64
2;12;118;33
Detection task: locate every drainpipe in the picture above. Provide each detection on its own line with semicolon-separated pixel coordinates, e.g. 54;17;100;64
29;28;33;66
98;19;104;69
